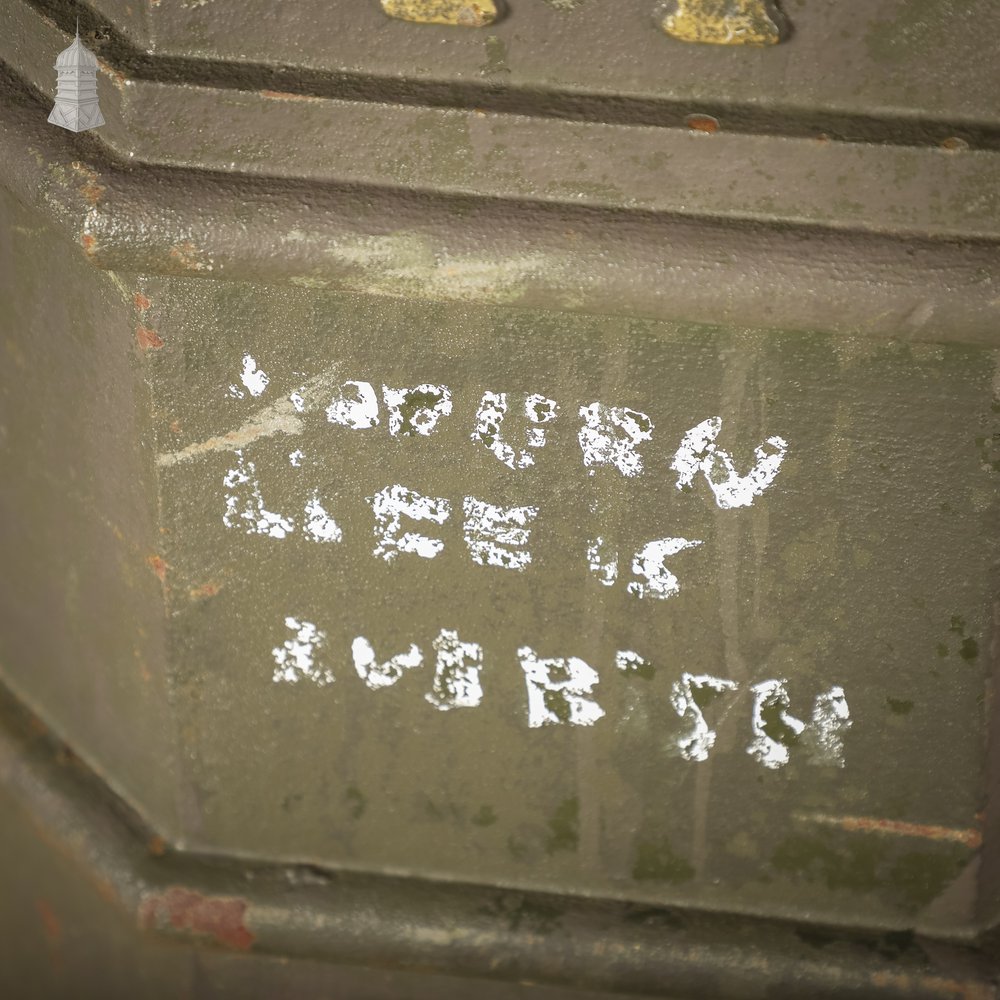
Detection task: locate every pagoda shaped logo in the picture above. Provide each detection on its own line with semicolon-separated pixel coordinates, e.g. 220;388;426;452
48;22;105;133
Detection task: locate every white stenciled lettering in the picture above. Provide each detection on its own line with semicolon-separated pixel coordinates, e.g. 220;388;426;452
627;537;703;600
351;636;423;690
223;450;295;539
518;647;606;728
805;686;852;768
228;354;269;400
326;380;380;429
383;384;453;437
671;416;788;509
472;391;558;470
747;679;806;769
578;402;653;477
614;650;648;673
303;493;343;543
671;673;739;762
272;617;333;685
426;629;485;710
367;484;451;562
586;536;619;587
462;497;538;571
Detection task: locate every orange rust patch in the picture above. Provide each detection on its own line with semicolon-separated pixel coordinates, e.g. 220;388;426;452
96;59;127;91
146;555;169;582
136;325;164;350
940;136;970;153
35;899;62;944
802;813;982;849
685;114;719;134
168;241;210;272
70;162;107;205
134;292;151;312
169;420;182;435
190;582;221;600
139;888;254;951
81;233;97;254
147;835;167;857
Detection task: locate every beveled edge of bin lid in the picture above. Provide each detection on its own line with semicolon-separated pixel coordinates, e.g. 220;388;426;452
1;677;997;1000
2;61;999;349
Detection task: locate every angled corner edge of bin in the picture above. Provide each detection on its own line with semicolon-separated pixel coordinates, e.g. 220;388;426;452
1;2;1000;998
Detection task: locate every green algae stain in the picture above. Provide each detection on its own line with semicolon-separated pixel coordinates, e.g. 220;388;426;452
632;837;695;883
345;785;366;820
959;637;980;661
472;804;498;827
545;797;579;853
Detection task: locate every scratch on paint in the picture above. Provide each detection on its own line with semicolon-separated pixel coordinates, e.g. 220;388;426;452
798;814;982;849
156;367;343;468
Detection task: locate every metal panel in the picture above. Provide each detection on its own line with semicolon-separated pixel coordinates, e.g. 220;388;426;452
1;0;999;995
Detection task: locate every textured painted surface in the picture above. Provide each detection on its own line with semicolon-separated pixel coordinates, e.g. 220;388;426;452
2;0;1000;992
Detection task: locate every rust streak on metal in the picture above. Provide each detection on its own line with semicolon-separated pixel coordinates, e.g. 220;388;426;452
136;325;164;350
80;233;97;255
146;555;169;582
96;59;127;91
35;899;62;944
138;888;254;951
189;582;221;600
147;835;167;857
133;292;151;312
70;162;106;205
799;813;982;848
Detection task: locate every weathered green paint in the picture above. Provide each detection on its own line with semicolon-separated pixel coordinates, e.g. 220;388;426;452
2;0;1000;995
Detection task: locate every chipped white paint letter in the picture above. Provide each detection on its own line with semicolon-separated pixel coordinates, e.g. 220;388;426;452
272;617;333;685
627;537;703;600
327;380;380;429
806;685;852;767
383;384;453;437
351;636;423;690
303;493;343;543
586;537;619;587
518;647;606;728
367;484;451;562
614;650;648;673
228;355;269;399
223;450;295;539
670;673;739;762
671;416;788;509
426;629;485;710
462;497;538;571
472;391;558;470
747;679;806;769
578;402;653;477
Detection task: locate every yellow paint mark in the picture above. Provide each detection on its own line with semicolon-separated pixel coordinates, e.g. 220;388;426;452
661;0;783;45
381;0;498;27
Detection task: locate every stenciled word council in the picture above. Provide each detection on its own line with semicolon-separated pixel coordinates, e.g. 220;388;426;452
271;619;851;770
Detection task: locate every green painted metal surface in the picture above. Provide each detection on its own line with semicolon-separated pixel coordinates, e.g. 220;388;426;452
1;0;999;996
